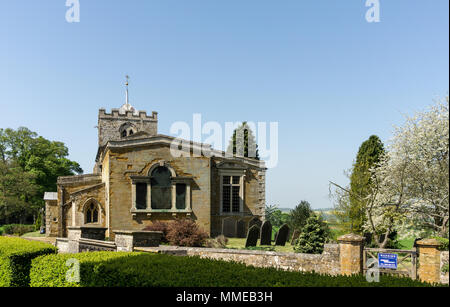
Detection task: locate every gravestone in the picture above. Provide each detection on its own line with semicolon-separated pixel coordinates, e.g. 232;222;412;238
248;217;262;233
236;220;246;238
260;221;272;245
222;218;237;238
275;224;290;246
290;229;300;245
245;225;260;247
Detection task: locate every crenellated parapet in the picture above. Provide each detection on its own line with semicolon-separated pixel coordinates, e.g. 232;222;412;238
98;108;158;147
99;108;158;121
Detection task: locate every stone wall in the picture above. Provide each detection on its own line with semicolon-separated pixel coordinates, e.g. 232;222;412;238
55;238;69;253
78;239;117;253
140;244;340;275
441;251;449;284
187;244;340;275
107;145;212;237
114;230;162;252
56;229;162;253
57;238;116;253
45;199;58;237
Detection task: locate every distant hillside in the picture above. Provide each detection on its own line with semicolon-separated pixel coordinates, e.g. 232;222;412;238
273;207;337;224
278;207;334;213
278;208;293;213
314;208;334;212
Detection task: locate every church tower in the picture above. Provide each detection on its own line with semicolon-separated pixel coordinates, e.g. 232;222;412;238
97;76;158;147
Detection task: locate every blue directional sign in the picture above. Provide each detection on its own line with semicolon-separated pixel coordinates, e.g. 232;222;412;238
378;253;398;269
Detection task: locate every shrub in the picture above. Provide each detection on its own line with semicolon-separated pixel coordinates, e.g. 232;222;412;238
166;219;209;247
433;237;449;251
442;264;449;274
30;251;434;287
0;237;57;287
295;215;326;254
0;227;3;236
143;221;169;243
34;215;42;232
2;224;35;236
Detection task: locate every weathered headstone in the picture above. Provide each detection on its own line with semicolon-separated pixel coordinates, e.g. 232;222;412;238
290;229;300;245
249;217;262;230
236;220;246;238
275;224;289;246
245;225;260;247
222;218;237;238
260;221;272;245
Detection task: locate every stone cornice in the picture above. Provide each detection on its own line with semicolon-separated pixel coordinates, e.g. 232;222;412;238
96;134;266;169
57;174;102;186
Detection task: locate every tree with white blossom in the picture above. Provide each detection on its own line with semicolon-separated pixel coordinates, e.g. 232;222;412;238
366;97;449;242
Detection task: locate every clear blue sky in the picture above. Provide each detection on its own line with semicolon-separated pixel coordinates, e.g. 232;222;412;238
1;1;448;209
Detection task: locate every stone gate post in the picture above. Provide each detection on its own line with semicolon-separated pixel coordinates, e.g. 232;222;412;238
416;238;442;284
338;234;365;276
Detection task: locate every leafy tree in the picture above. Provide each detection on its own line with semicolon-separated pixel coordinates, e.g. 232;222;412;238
265;204;289;228
0;161;38;224
295;215;327;254
0;127;82;225
317;213;332;242
226;122;260;160
348;135;385;234
265;204;279;223
288;201;313;231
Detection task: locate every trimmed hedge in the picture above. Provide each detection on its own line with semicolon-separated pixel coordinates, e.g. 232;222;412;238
0;237;57;287
31;251;434;287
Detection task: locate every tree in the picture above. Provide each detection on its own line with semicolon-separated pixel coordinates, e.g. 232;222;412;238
265;204;279;224
288;201;313;231
0;161;38;224
330;185;353;233
226;122;260;160
265;204;289;228
367;97;449;239
348;135;385;233
294;215;327;254
0;127;82;225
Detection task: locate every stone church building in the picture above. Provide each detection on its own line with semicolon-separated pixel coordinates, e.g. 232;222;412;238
44;93;266;239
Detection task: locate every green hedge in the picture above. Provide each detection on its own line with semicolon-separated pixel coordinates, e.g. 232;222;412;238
0;237;57;287
1;225;35;236
31;251;433;287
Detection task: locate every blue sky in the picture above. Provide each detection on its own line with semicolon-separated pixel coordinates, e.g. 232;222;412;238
1;1;448;209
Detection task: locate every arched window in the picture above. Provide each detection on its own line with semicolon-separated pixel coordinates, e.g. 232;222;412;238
85;202;99;224
151;166;172;209
119;123;137;138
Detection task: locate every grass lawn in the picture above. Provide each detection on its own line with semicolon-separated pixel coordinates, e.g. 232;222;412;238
226;238;295;253
21;231;45;238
